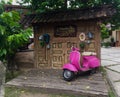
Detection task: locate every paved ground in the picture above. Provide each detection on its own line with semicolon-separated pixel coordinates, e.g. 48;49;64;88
101;47;120;97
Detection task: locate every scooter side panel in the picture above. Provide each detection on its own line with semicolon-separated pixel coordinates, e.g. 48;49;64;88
89;58;100;68
83;56;100;68
62;63;78;72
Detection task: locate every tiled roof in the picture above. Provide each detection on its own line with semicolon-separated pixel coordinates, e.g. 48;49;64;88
21;5;116;25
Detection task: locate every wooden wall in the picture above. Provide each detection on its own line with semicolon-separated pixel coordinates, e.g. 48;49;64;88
34;20;101;69
14;51;34;70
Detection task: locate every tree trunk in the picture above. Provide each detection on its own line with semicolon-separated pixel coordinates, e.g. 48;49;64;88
64;0;67;9
7;54;16;77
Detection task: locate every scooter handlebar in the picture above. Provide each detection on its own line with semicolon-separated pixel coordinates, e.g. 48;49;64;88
71;46;80;51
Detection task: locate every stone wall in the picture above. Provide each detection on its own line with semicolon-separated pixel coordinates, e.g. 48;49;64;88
0;61;5;97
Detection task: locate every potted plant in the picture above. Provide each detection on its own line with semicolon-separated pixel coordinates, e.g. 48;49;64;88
79;42;85;49
111;37;115;47
111;37;114;43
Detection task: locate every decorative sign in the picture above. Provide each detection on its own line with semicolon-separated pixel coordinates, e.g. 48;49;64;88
54;25;77;37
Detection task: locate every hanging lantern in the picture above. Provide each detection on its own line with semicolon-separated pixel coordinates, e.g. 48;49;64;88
46;44;50;49
86;40;91;44
39;35;44;41
87;32;94;39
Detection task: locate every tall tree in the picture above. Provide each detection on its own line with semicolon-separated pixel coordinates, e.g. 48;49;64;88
0;11;32;68
0;1;32;72
0;0;12;14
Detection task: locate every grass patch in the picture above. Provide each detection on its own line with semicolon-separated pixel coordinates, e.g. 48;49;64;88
5;70;22;82
99;66;116;97
50;94;84;97
99;66;106;76
5;87;115;97
5;87;22;97
108;90;116;97
5;87;85;97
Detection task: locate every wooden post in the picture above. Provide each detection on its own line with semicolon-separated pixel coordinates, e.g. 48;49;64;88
64;0;67;9
0;61;5;97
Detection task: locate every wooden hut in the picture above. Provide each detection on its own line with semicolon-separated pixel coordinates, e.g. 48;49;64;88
21;5;116;69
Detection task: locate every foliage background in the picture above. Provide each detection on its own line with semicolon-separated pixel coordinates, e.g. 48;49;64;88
0;0;32;70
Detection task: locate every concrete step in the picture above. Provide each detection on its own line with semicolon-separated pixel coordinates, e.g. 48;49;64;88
6;69;109;97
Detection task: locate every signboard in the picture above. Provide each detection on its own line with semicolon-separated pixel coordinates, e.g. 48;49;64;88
54;25;77;37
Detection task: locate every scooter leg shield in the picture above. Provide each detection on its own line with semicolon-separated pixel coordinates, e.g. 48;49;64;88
62;63;78;72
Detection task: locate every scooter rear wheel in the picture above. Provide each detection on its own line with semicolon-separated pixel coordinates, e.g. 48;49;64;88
63;69;74;81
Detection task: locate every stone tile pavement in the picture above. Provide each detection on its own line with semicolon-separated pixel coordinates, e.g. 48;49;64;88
101;47;120;97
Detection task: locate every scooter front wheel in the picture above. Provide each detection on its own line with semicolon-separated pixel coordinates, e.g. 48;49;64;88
63;69;74;81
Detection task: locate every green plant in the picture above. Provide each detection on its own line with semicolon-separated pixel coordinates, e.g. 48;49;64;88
104;42;111;47
99;66;106;76
5;70;22;82
5;87;22;97
108;90;116;97
79;42;85;49
0;2;32;76
111;37;114;42
40;41;45;47
100;24;110;41
0;11;32;61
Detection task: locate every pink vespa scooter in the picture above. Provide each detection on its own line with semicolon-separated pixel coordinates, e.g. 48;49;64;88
62;46;100;81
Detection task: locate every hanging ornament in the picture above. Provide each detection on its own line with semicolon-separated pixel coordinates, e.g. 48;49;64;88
43;34;50;44
79;33;86;41
87;32;94;39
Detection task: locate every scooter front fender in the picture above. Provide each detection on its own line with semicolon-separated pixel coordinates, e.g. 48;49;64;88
62;63;78;72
